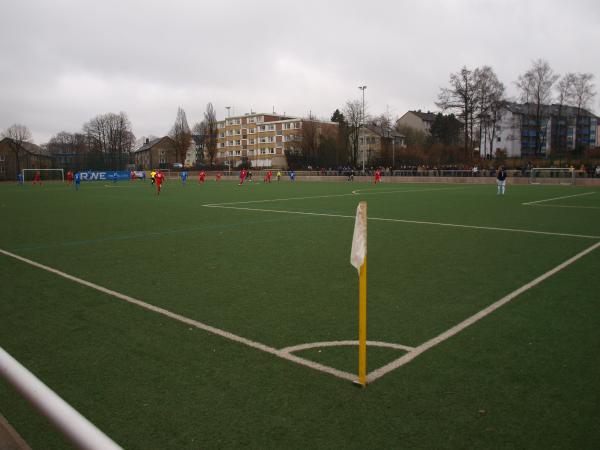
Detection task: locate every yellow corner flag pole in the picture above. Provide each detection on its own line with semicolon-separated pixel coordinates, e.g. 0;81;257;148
358;256;367;386
350;201;367;387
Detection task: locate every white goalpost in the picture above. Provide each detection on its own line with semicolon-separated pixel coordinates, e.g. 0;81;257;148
529;167;575;185
22;168;65;182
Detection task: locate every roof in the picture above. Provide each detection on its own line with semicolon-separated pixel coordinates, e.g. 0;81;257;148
0;137;49;157
503;101;598;119
408;110;438;123
133;136;173;153
365;125;405;139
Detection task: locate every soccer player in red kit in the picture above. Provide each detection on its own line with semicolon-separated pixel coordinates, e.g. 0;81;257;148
216;172;222;182
199;170;206;183
264;170;272;183
33;171;42;185
66;170;74;185
374;168;382;184
155;170;165;195
238;168;247;185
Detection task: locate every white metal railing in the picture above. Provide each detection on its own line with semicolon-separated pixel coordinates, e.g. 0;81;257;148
0;346;122;450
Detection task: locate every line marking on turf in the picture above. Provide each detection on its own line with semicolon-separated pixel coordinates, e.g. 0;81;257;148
367;239;600;383
203;205;600;240
203;187;461;207
280;340;415;354
0;248;355;383
3;240;600;385
522;191;595;206
523;204;600;210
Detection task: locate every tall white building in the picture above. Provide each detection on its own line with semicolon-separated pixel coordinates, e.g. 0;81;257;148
479;102;598;158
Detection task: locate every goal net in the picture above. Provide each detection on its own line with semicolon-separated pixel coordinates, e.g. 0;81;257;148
22;168;65;182
529;168;575;185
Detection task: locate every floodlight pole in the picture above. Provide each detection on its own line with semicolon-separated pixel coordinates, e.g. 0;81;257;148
225;107;231;171
358;86;367;174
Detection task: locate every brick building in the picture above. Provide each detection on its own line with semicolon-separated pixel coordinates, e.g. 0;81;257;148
132;136;177;170
0;138;53;181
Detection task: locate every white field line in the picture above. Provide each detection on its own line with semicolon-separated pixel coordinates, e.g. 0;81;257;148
203;204;600;240
522;191;595;205
367;240;600;383
204;187;461;207
0;248;356;383
524;204;600;210
280;340;415;354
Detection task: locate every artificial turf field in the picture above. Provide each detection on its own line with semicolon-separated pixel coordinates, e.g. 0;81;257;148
1;178;599;449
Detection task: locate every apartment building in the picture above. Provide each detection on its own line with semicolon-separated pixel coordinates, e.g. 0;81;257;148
396;110;438;134
358;125;406;165
479;102;598;158
215;113;336;169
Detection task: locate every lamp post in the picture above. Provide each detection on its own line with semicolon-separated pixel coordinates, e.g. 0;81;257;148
358;85;367;173
225;106;231;172
392;132;395;171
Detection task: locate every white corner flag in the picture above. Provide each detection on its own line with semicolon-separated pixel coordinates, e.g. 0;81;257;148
350;201;367;386
350;202;367;273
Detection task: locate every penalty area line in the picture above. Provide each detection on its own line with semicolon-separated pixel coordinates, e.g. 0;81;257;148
522;191;595;206
0;248;356;383
204;187;461;207
367;239;600;383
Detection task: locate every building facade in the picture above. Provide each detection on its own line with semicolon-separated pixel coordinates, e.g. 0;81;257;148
358;125;406;166
0;138;53;181
214;113;337;169
479;102;598;158
396;110;438;134
132;136;177;170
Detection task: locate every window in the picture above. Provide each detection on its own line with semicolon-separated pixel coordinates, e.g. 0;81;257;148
235;140;241;146
497;137;501;142
259;125;266;132
248;128;255;134
249;139;255;145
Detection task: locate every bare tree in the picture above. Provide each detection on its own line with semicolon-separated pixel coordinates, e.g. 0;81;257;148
203;102;218;166
169;107;192;165
436;66;478;159
553;73;576;155
48;131;87;170
572;73;596;153
343;99;362;166
515;59;559;155
474;66;505;157
300;116;319;166
1;124;33;174
83;112;135;170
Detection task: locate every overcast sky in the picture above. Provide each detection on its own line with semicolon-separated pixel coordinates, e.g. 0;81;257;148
1;0;599;144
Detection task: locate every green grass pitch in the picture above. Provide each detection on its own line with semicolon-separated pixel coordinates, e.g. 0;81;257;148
1;178;599;449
